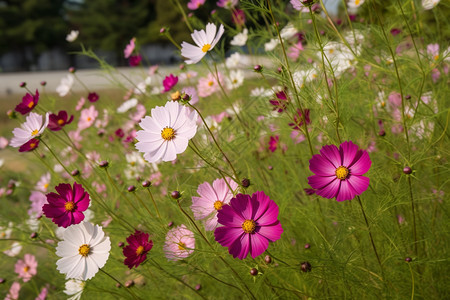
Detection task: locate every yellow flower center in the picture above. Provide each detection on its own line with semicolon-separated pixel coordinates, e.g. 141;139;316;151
78;244;90;256
177;242;186;250
213;200;223;210
135;245;144;255
64;201;75;212
23;266;30;273
130;161;136;166
201;44;211;53
57;119;64;125
27;101;34;108
355;0;360;5
31;129;39;136
208;81;214;87
335;166;349;180
30;142;36;149
434;54;439;61
242;220;256;234
87;117;92;122
161;127;176;141
329;49;334;54
0;232;5;238
44;183;49;189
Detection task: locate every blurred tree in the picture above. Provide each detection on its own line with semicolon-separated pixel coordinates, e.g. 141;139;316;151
0;0;67;70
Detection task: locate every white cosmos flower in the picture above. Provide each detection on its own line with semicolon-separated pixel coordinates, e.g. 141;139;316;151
181;23;225;64
230;29;248;46
66;30;79;42
225;70;244;90
280;23;297;40
56;222;111;280
347;0;365;9
264;39;279;51
135;101;198;163
0;222;13;239
422;0;440;10
64;279;85;300
10;112;49;147
117;98;138;113
3;242;22;257
56;74;74;97
225;52;242;69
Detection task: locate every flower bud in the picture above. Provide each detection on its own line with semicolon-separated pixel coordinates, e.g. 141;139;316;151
168;221;174;228
142;180;151;188
0;278;5;284
241;178;251;188
264;255;272;264
405;257;412;262
125;280;134;288
171;91;181;101
118;242;125;248
160;27;166;34
71;169;80;176
171;191;181;199
301;261;312;272
304;243;311;249
69;67;76;73
405;95;411;100
195;284;202;290
378;130;386;136
40;81;47;86
30;232;38;239
19;82;26;88
253;65;263;73
403;166;412;175
250;268;258;276
127;185;136;192
99;161;109;168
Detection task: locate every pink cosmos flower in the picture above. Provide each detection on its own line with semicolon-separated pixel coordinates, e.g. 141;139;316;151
48;110;74;131
5;282;21;300
290;130;305;144
214;191;283;259
162;74;178;92
181;86;199;105
35;286;48;300
268;136;279;152
308;141;372;202
0;136;9;148
217;0;238;9
197;73;223;97
124;38;136;59
75;97;85;111
289;108;311;130
187;0;205;10
427;43;439;61
15;90;39;115
123;230;153;269
42;182;90;228
269;90;289;113
287;41;304;61
78;105;98;130
163;224;195;261
14;254;38;282
10;112;49;148
28;191;47;218
290;0;308;12
191;177;238;231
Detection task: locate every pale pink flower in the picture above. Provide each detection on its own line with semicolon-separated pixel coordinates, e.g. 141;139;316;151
5;282;21;300
124;38;136;59
75;97;85;111
427;43;439;61
130;104;146;123
197;73;223;97
179;70;198;82
182;86;199;105
290;130;305;144
191;177;238;231
35;286;48;300
0;136;9;149
78;105;98;130
14;254;38;282
148;65;159;75
149;172;163;186
287;41;304;61
68;130;82;149
28;191;47;218
35;173;51;192
10;112;49;148
163;224;195;261
187;0;205;10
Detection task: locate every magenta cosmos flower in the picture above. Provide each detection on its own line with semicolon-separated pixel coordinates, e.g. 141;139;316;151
48;110;74;131
15;90;39;115
308;141;372;202
14;254;37;282
42;182;90;228
162;74;178;92
214;191;283;260
123;230;153;269
163;225;195;261
191;177;238;231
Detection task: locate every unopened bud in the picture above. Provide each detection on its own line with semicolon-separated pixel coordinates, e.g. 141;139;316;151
142;180;151;188
250;268;258;276
403;166;412;175
171;191;181;199
301;261;312;272
127;185;136;192
264;255;272;264
99;161;109;168
241;178;250;188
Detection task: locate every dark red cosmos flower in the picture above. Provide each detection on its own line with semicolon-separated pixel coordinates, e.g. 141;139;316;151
123;230;153;269
48;111;74;131
88;92;99;103
42;182;90;228
19;138;40;152
268;136;279;152
269;90;289;113
15;90;39;115
289;109;311;130
129;54;142;67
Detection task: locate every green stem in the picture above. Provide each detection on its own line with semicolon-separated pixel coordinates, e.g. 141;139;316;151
173;0;193;32
99;269;140;300
146;188;161;219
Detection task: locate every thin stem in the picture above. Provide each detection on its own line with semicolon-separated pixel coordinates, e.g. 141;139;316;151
408;263;415;300
407;176;417;255
172;0;193;32
131;191;154;218
356;196;383;273
146;188;161;219
188;143;235;180
99;269;140;300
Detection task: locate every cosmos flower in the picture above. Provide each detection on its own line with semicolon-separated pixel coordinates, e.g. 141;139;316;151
422;0;440;10
268;135;279;152
232;8;246;26
56;74;74;97
230;29;248;47
0;222;13;239
18;138;40;152
42;182;90;228
308;141;372;202
78;105;98;131
15;90;39;115
4;242;22;257
135;101;198;163
48;110;74;131
28;191;47;218
123;230;153;269
56;222;111;280
5;282;21;300
66;30;79;42
64;279;85;300
10;112;49;148
14;254;37;282
129;54;142;67
181;23;225;64
347;0;365;9
214;191;283;259
187;0;205;10
289;109;311;130
124;37;136;59
163;225;195;261
217;0;238;9
191;177;238;231
225;70;244;90
197;72;223;97
269;90;289;113
87;92;99;103
117;98;138;113
163;74;179;92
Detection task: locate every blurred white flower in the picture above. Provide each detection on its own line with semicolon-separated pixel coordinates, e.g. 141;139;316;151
230;29;248;47
422;0;440;10
265;39;279;51
225;52;242;69
66;30;79;42
64;279;85;300
56;74;74;97
4;242;22;257
117;98;138;113
225;70;244;90
280;23;297;40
